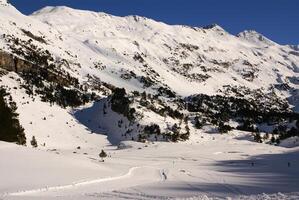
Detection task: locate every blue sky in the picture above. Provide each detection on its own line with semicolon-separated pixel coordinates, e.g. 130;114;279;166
10;0;299;45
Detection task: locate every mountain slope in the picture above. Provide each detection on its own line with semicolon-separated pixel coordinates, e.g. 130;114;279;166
1;3;298;99
30;6;299;98
0;2;298;147
1;3;299;199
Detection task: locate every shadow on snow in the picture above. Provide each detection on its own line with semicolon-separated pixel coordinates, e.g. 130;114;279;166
73;100;121;146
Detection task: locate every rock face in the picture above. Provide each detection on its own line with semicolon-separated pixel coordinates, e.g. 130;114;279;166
0;51;33;73
0;50;80;89
0;51;16;71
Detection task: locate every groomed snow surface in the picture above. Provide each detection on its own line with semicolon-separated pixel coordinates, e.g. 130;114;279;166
1;130;299;200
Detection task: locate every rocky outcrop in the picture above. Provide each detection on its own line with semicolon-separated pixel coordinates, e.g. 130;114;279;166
0;50;78;87
0;51;33;73
0;51;16;71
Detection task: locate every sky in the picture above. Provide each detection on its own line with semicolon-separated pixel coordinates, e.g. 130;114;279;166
10;0;299;45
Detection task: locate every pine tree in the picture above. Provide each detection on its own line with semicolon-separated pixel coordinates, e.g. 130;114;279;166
194;116;203;129
254;132;262;143
271;136;276;144
30;136;38;148
0;88;26;145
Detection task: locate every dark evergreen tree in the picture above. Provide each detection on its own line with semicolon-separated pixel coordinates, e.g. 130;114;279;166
271;136;276;144
30;136;38;148
99;149;107;161
194;116;203;129
0;88;26;145
110;88;135;121
218;122;232;133
144;124;161;135
254;132;262;143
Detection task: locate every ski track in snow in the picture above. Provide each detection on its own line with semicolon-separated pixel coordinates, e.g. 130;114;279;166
6;166;162;197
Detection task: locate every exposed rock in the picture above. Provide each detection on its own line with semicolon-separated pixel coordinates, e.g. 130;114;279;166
0;50;33;73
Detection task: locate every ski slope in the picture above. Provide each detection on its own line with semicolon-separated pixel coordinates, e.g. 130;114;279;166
1;130;299;200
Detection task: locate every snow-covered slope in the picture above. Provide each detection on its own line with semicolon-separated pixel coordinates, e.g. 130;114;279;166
30;6;299;98
0;1;298;145
289;45;299;51
0;0;7;5
1;2;299;199
1;3;298;98
237;30;277;46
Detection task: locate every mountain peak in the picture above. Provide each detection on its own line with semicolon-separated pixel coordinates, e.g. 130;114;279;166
237;30;276;46
203;23;225;32
31;6;112;21
31;6;77;15
126;15;149;22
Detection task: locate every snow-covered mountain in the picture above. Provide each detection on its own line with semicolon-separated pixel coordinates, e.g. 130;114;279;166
290;44;299;51
0;2;298;147
30;6;299;97
1;2;299;199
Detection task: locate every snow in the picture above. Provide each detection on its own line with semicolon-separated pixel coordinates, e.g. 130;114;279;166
0;3;299;200
0;73;109;149
1;132;299;200
0;0;7;4
0;82;298;198
0;141;115;195
280;136;299;148
289;45;299;51
0;2;298;108
26;4;299;100
1;75;298;199
237;30;277;46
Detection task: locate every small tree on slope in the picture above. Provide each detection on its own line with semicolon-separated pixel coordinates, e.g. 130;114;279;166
99;149;107;162
30;136;38;148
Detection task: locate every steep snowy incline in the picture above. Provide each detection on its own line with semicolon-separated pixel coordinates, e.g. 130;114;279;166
0;2;298;146
0;2;297;102
0;2;298;145
0;73;110;149
29;6;299;99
